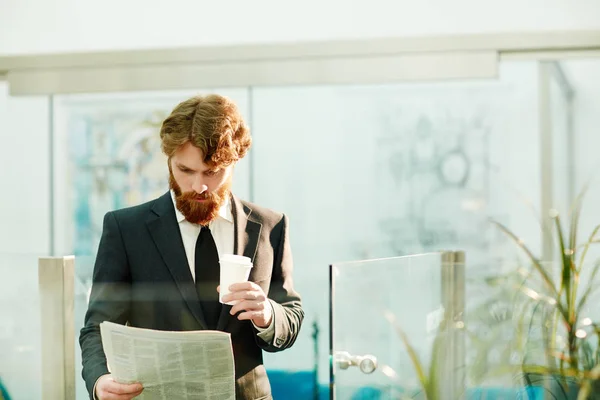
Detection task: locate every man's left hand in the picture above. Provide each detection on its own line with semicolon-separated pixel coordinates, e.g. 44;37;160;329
219;282;272;328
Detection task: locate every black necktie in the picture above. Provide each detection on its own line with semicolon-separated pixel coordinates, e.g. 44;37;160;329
195;226;222;329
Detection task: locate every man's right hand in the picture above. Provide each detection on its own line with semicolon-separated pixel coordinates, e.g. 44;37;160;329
95;374;143;400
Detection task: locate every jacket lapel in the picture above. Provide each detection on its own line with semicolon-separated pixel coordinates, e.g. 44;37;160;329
233;197;261;263
146;191;207;329
216;194;262;331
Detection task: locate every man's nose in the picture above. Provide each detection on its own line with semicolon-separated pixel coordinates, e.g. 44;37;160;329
192;178;208;194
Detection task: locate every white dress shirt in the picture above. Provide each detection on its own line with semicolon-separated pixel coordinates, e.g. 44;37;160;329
170;191;274;339
170;190;235;281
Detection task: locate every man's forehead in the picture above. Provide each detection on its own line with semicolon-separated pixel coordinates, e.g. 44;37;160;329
173;157;223;171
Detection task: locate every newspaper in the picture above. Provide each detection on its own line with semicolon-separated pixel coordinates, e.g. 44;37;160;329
100;321;235;400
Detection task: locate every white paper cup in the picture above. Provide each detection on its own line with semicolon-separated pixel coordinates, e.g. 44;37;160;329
219;254;253;305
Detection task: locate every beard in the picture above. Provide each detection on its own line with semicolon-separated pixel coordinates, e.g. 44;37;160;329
169;171;231;226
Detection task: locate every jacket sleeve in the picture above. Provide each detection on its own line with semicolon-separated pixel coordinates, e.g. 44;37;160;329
255;213;304;352
79;211;132;398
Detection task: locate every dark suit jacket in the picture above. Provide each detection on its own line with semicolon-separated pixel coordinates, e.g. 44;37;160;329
79;192;304;400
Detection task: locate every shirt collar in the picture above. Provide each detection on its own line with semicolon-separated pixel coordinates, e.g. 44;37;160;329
170;190;234;224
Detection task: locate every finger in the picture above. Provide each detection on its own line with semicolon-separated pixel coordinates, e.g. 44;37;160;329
228;281;260;292
237;310;263;321
129;388;144;399
101;389;144;400
230;300;262;315
216;285;220;292
104;380;144;395
223;291;263;306
223;289;265;304
221;290;247;303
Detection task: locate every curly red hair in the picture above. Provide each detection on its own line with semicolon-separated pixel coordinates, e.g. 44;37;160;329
160;94;251;167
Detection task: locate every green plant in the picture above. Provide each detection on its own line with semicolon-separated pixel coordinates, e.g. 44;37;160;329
491;188;600;399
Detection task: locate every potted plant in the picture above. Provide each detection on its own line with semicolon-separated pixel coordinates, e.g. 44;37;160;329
491;189;600;400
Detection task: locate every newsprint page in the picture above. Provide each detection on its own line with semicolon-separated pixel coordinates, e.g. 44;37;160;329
100;321;235;400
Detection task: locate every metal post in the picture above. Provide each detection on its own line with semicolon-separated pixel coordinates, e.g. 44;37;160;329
539;62;554;267
312;320;320;400
38;256;75;400
329;263;336;400
439;251;466;400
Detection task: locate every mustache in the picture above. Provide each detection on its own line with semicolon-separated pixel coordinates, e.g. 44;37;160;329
179;190;217;202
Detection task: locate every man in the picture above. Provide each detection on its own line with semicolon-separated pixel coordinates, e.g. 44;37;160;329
80;94;304;400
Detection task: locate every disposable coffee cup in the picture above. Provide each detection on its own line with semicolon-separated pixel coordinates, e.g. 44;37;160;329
219;254;253;305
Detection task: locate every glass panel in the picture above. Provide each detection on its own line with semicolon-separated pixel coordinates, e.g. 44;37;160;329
51;88;252;399
548;58;600;397
0;85;50;399
0;253;43;399
52;88;251;258
250;62;546;384
566;58;600;325
465;58;600;399
74;256;92;400
36;55;599;398
0;83;50;255
330;253;446;399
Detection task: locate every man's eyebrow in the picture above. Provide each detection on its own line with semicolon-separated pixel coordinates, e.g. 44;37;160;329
175;162;194;171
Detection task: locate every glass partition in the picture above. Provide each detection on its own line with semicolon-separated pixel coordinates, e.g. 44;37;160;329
33;56;600;397
51;88;252;279
0;253;43;399
0;83;51;256
251;61;554;381
74;256;93;399
330;252;463;399
329;252;546;400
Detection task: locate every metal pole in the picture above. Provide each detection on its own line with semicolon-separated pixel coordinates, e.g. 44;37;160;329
439;251;466;400
38;256;75;400
539;62;554;267
329;264;335;400
313;319;320;400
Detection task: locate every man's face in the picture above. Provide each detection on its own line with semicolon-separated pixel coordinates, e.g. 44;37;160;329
169;142;233;225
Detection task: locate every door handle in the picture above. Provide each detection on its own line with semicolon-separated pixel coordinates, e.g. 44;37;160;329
334;351;377;374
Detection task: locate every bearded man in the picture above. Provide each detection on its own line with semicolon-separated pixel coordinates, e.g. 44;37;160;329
79;94;304;400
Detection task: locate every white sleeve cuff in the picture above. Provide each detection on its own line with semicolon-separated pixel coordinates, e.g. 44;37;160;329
252;300;275;342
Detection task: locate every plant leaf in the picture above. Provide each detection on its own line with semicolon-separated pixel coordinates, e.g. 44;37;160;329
491;219;559;300
554;215;575;327
569;184;588;262
491;219;571;325
580;339;595;371
427;327;444;399
521;364;580;377
578;362;600;400
384;311;431;399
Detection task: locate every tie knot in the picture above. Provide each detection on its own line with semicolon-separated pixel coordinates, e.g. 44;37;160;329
201;225;210;232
